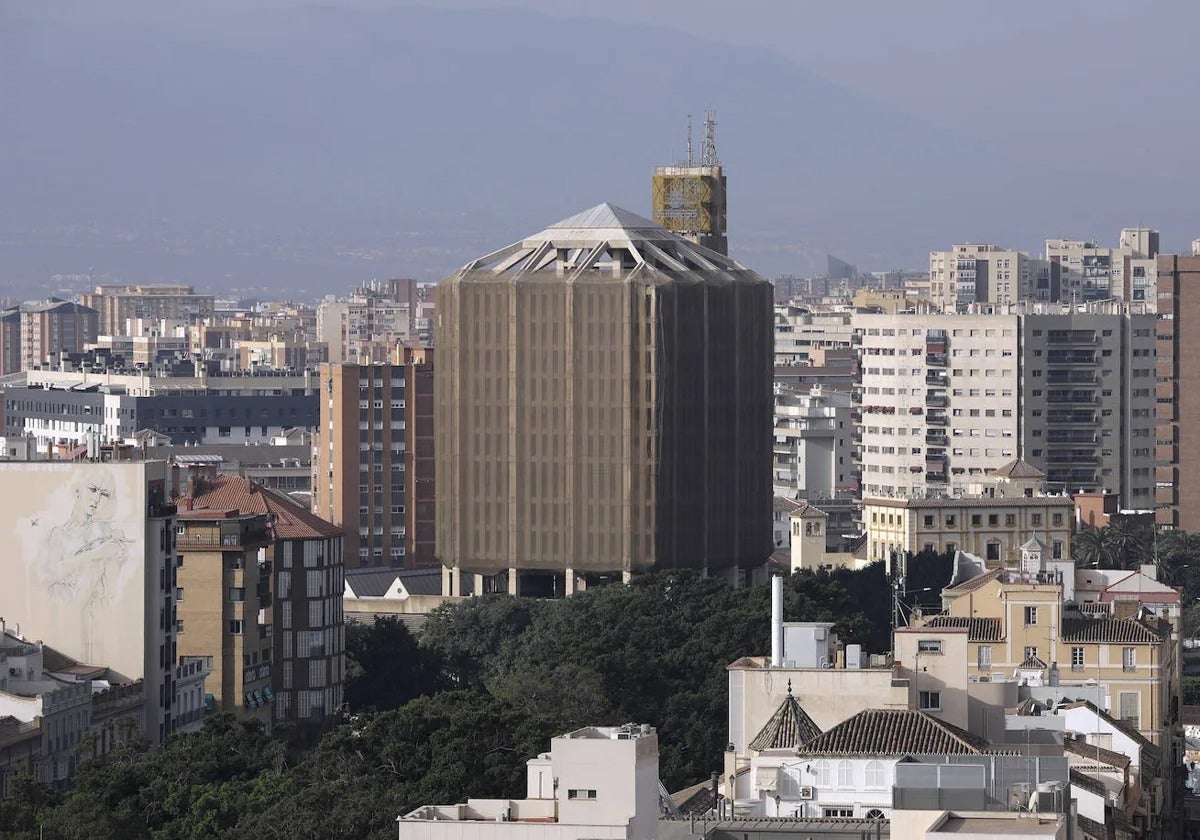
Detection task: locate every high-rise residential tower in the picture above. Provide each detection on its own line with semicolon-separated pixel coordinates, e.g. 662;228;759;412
435;203;774;595
1154;254;1200;529
313;347;435;568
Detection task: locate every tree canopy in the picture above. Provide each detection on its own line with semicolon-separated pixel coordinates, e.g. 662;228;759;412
0;561;949;838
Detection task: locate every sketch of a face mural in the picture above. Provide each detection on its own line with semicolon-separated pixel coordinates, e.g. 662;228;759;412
43;473;133;607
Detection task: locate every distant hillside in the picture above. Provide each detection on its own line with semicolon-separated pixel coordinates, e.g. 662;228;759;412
0;4;1094;293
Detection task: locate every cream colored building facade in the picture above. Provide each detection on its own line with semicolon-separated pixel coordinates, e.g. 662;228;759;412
853;306;1157;506
864;494;1074;568
929;245;1044;311
1046;227;1159;309
922;550;1175;747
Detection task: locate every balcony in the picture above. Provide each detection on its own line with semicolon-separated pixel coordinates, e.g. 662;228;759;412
1046;352;1098;366
925;394;948;408
1046;453;1100;465
1046;411;1097;425
1046;331;1097;345
1046;392;1096;405
1046;432;1098;445
1047;372;1097;385
926;412;948;426
925;374;949;387
926;433;949;447
926;352;948;367
148;502;178;519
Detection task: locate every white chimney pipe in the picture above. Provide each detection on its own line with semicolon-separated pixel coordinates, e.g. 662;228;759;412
770;575;783;667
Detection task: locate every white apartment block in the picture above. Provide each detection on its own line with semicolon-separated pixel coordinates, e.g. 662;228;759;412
774;305;853;365
929;245;1043;311
854;305;1156;507
772;385;854;497
1045;227;1159;309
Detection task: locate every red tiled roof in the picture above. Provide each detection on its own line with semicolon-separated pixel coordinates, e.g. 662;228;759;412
181;475;341;540
1060;617;1166;645
923;616;1003;642
797;709;991;757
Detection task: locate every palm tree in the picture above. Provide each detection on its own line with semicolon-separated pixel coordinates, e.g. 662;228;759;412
1071;526;1119;569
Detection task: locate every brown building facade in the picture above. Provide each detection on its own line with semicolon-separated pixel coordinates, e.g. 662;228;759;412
1155;254;1200;529
313;347;436;569
13;299;99;371
434;204;774;594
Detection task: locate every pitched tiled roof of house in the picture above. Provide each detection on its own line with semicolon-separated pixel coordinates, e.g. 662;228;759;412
923;616;1003;642
1069;768;1109;798
797;709;991;757
1019;654;1048;670
943;568;1002;595
992;459;1045;479
749;684;822;751
1060;617;1166;645
182;474;341;539
1064;737;1131;770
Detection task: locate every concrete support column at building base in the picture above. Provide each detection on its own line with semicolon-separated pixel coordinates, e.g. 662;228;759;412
507;568;518;595
565;567;575;595
442;565;464;597
474;574;485;598
621;570;632;584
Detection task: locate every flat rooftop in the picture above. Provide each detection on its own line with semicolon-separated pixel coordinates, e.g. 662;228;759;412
933;815;1061;836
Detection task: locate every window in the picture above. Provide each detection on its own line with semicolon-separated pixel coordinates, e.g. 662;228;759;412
1123;647;1136;671
1119;692;1139;729
1071;647;1084;670
1024;606;1037;626
228;587;245;602
865;760;885;789
918;690;941;711
1052;513;1064;526
923;515;934;527
837;760;852;788
1031;514;1042;526
917;639;943;655
1024;646;1038;660
229;620;244;635
978;646;991;669
567;789;597;801
813;760;831;787
823;807;854;818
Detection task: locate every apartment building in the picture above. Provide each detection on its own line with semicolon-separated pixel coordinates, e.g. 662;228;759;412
4;299;100;371
313;348;435;569
1046;228;1159;309
316;279;419;364
863;481;1075;568
171;469;344;725
4;366;319;450
1153;253;1200;529
854;305;1157;506
79;284;215;336
774;305;854;365
435;203;773;594
929;245;1043;311
0;460;182;744
924;541;1176;747
772;385;853;497
175;476;275;726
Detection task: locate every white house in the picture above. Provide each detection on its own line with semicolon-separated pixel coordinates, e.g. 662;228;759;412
744;708;992;820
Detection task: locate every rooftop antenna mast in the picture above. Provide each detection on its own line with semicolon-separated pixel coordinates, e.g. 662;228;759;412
686;113;694;166
702;108;720;167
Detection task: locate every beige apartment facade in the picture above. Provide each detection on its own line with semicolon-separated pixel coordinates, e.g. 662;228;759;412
1046;228;1159;309
929;245;1044;311
175;495;274;726
80;284;215;336
928;567;1175;746
435;204;774;593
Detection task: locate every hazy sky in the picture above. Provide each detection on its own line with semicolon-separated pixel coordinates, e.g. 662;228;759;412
2;0;1197;291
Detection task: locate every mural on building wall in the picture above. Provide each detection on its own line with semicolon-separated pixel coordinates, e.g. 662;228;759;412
8;464;147;674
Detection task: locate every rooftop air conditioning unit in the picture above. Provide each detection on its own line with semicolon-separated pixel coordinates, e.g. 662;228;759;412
799;786;815;800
